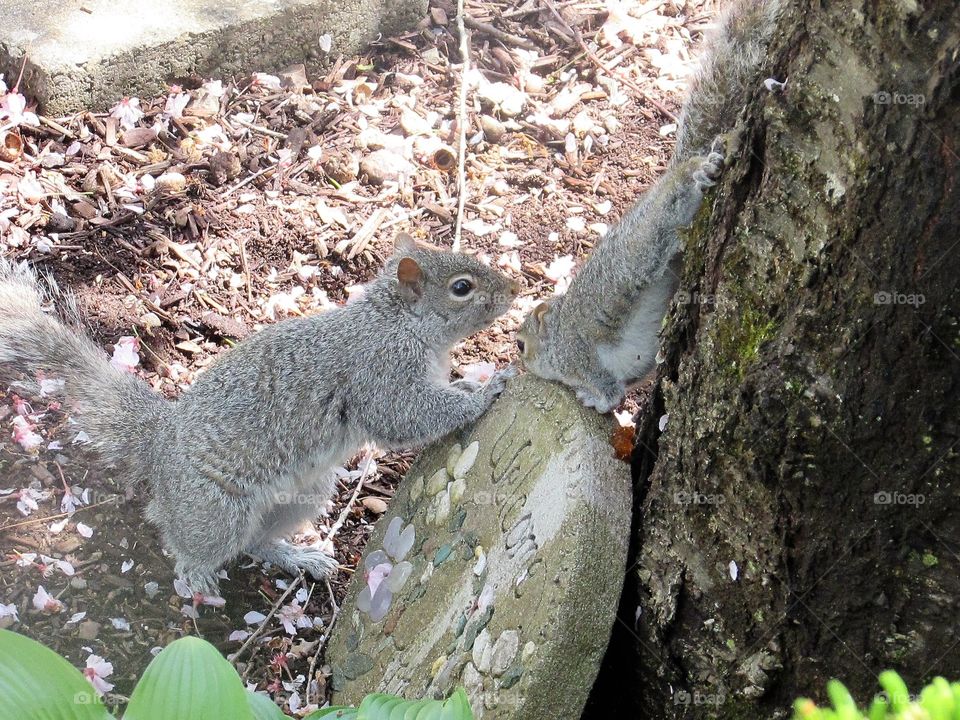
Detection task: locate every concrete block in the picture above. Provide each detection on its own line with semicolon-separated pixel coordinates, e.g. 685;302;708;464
326;375;632;718
0;0;426;115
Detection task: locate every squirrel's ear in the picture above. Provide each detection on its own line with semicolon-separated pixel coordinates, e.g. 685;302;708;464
394;232;417;255
397;257;425;301
532;301;550;331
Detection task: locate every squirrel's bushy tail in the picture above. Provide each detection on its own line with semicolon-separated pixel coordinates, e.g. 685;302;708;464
674;0;783;160
0;260;168;477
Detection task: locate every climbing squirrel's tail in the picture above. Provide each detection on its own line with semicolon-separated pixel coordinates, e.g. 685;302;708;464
0;260;169;477
674;0;783;161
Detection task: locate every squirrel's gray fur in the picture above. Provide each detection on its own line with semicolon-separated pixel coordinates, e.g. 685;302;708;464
517;0;782;412
0;235;518;592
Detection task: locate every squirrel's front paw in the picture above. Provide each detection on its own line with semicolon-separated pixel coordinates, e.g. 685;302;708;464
486;365;519;395
694;130;741;189
452;378;484;393
693;151;725;189
575;386;623;414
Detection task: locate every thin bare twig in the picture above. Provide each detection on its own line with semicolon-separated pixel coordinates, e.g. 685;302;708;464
222;162;278;197
463;14;538;50
452;0;472;252
233;574;303;670
305;578;341;705
326;451;375;544
0;497;121;533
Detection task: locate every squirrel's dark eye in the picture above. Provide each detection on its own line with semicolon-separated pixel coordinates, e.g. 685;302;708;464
516;339;526;354
450;278;475;297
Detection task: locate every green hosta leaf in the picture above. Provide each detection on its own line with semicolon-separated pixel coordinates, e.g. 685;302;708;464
247;690;289;720
0;628;115;720
304;688;473;720
440;689;473;719
123;636;251;720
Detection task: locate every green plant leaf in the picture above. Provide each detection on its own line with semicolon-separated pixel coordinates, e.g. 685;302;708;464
304;688;473;720
878;671;910;714
827;679;860;720
0;628;115;720
123;636;252;720
247;690;289;720
440;689;473;720
919;677;956;720
866;696;888;720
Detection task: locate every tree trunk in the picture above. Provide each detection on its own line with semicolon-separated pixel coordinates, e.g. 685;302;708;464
587;1;960;717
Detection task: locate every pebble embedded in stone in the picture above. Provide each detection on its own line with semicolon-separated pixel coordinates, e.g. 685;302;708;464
490;630;519;677
453;612;468;638
499;663;524;689
426;468;449;496
463;661;482;690
365;549;389;570
433;544;452;566
409;475;424;502
472;629;492;672
446;444;462;477
449;478;466;505
462;607;493;652
522;641;537;662
473;548;487;577
453;441;479;479
429;489;451;526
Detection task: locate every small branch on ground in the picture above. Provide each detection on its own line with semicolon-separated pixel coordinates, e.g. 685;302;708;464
233;574;303;672
463;14;538;51
452;0;472;252
305;577;341;706
326;452;375;545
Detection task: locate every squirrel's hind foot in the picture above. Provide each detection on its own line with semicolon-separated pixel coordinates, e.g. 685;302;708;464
248;540;339;581
175;565;222;597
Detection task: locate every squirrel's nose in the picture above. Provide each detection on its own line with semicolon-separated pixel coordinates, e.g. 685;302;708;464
509;280;521;296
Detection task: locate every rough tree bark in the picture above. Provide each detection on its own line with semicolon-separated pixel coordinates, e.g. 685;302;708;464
585;1;959;717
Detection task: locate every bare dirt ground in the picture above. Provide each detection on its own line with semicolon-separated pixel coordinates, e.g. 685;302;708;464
0;0;716;714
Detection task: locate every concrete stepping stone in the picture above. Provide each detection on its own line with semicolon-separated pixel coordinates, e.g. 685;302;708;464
1;0;426;114
326;374;631;719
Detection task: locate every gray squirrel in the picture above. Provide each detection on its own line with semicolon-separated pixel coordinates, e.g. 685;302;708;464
516;0;782;412
0;234;518;593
